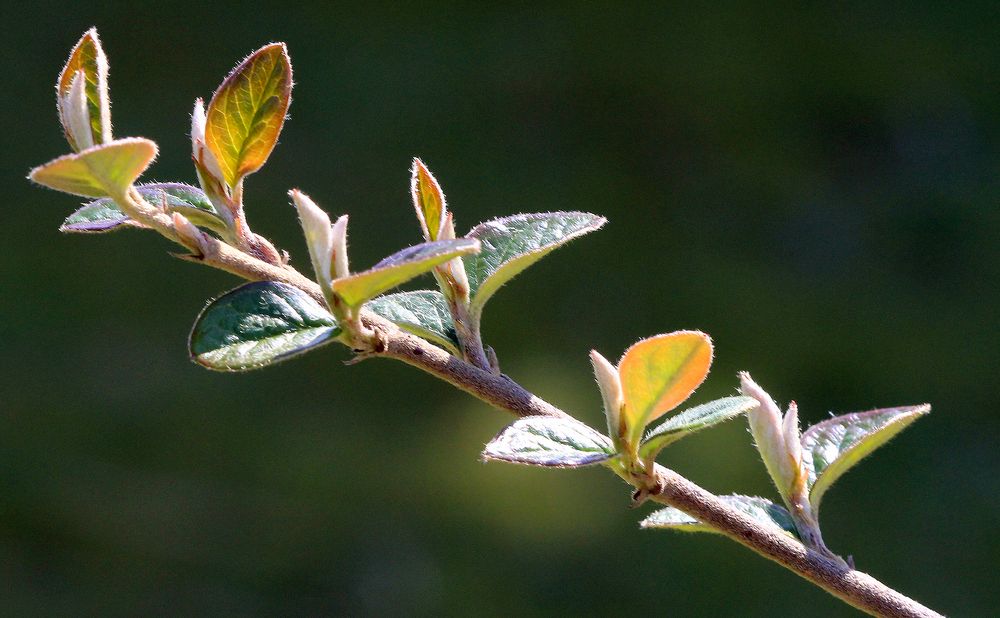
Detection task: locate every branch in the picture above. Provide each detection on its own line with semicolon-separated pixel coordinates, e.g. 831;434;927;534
116;198;941;618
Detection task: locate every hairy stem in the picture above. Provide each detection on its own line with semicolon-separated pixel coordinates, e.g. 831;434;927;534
112;194;941;618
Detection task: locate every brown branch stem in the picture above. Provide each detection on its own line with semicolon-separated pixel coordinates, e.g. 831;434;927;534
114;194;942;618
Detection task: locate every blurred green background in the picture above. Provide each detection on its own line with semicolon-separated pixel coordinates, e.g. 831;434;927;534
2;2;997;615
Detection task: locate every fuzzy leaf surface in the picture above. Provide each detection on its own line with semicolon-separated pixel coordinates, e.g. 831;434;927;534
366;290;459;354
332;238;480;308
61;183;222;233
411;159;444;240
801;405;930;513
57;28;110;148
640;396;758;459
189;281;340;371
464;212;605;315
641;495;798;538
29;138;157;198
482;417;615;468
618;331;713;440
205;43;292;187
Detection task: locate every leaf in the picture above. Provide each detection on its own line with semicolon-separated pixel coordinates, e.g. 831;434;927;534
464;212;606;315
60;183;224;233
57;28;111;149
365;290;459;355
641;495;798;538
482;416;616;468
205;43;292;188
29;138;157;198
801;405;930;513
639;396;759;459
411;158;445;240
332;238;480;308
617;331;713;440
189;281;340;371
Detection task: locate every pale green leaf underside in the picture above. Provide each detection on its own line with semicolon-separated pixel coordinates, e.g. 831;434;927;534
801;405;929;513
482;416;615;468
29;138;157;198
641;495;798;538
189;281;340;371
61;183;223;233
365;290;459;355
464;212;606;316
639;396;758;459
333;238;480;307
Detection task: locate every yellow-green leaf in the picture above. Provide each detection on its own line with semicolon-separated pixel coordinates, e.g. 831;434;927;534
29;138;158;198
332;239;480;308
205;43;292;188
411;158;446;240
618;331;713;440
57;28;111;149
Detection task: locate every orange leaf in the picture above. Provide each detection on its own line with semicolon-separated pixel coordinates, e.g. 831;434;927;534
618;331;713;437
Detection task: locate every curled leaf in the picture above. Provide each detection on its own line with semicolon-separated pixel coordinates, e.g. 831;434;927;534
411;158;446;241
205;43;292;188
29;138;157;198
57;28;111;150
801;405;930;513
189;281;340;371
482;416;615;468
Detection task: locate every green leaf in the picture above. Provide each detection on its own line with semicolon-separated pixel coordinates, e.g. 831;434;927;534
464;212;606;315
641;495;798;538
189;281;340;371
332;239;480;308
29;138;157;198
205;43;292;188
411;158;445;240
365;290;459;355
482;416;616;468
61;183;224;233
639;396;758;459
57;28;110;150
801;405;930;513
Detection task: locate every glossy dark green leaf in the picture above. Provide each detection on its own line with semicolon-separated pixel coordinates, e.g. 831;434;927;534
189;281;340;371
482;416;616;468
639;396;758;459
641;495;798;538
332;238;480;308
464;212;605;315
61;183;223;233
801;405;930;513
365;290;459;355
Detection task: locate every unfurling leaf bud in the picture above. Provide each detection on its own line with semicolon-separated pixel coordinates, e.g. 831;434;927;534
191;99;228;196
56;28;111;151
60;72;94;151
739;372;801;505
331;214;350;280
290;189;336;288
411;158;446;241
590;350;626;449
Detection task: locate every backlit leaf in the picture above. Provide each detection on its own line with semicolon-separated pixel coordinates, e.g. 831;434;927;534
639;396;758;459
332;238;480;308
29;138;157;198
641;495;798;538
189;281;340;371
366;290;459;354
801;405;930;513
57;28;110;149
411;158;445;240
61;183;224;233
618;331;713;440
205;43;292;188
464;212;605;316
482;416;615;468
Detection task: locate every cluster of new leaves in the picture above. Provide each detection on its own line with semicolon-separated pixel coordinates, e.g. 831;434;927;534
30;29;931;567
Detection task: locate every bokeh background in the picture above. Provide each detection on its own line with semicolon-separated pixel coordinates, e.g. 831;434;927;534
2;3;997;615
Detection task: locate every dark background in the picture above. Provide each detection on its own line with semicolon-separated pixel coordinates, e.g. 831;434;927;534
2;2;997;615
